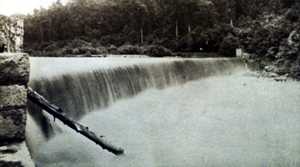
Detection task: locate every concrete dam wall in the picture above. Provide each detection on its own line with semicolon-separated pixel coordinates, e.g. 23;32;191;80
27;57;246;159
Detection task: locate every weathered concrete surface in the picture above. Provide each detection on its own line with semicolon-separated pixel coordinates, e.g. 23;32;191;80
0;142;35;167
0;85;27;110
0;53;29;86
0;109;26;145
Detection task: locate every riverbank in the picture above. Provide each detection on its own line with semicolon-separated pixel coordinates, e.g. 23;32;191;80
25;40;224;58
26;40;175;58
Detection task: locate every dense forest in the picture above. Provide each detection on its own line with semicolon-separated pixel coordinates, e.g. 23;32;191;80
23;0;300;79
23;0;295;53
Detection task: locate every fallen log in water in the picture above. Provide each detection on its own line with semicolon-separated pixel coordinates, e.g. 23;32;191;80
27;87;125;156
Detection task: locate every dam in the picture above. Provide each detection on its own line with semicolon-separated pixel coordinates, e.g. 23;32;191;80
26;57;300;167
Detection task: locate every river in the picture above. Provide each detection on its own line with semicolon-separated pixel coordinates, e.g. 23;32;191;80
27;57;300;167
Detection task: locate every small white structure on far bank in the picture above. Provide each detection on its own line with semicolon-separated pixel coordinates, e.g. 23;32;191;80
236;48;251;59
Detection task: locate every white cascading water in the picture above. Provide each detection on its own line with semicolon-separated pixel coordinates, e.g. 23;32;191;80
26;57;300;167
28;57;242;119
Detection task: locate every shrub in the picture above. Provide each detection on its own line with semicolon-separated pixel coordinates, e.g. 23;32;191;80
66;39;92;48
218;34;240;57
142;45;174;57
117;44;142;54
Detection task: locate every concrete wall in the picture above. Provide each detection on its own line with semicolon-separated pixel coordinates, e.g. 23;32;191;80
0;53;34;166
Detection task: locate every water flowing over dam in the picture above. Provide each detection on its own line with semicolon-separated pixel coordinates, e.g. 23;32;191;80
26;57;300;167
28;57;243;121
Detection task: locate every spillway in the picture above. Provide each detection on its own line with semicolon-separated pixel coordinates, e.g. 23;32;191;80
26;57;300;167
29;57;243;120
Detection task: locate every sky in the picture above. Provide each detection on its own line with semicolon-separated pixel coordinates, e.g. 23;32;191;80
0;0;69;16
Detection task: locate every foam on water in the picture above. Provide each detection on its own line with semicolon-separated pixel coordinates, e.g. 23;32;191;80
34;72;300;167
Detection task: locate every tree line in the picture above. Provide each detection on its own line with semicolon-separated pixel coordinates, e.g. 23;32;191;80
24;0;296;53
